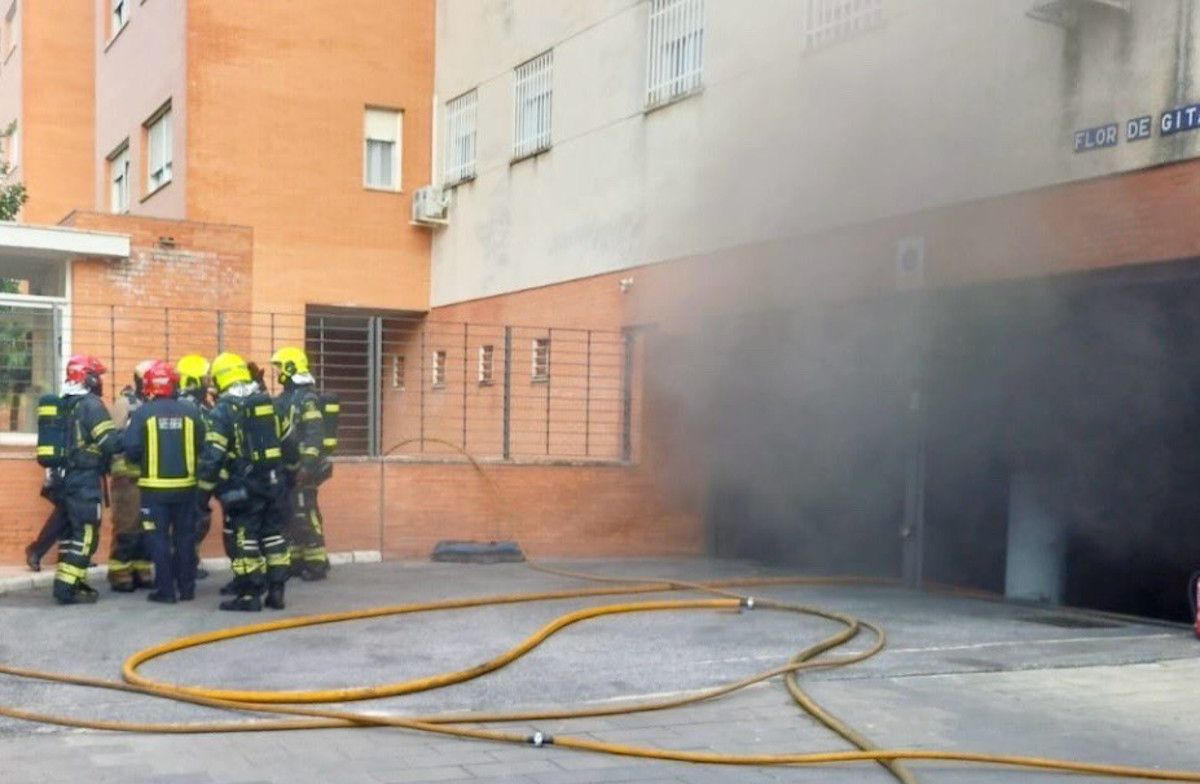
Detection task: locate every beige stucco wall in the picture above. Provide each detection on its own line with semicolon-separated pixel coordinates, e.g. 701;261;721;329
431;0;1200;306
94;0;187;219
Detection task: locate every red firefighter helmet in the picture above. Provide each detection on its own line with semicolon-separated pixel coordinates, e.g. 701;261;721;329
65;355;107;391
142;361;179;400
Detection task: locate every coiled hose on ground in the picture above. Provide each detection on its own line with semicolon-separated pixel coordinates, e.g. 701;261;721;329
1;438;1198;782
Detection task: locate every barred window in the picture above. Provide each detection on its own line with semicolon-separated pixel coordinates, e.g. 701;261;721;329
805;0;883;49
391;354;405;390
531;338;550;382
646;0;704;108
432;350;446;388
478;344;494;385
513;50;552;160
444;90;478;185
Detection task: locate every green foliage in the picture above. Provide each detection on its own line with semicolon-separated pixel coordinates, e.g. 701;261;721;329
0;119;25;222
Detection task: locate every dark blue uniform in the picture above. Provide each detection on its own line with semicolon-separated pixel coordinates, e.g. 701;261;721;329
53;393;118;603
277;383;330;578
123;397;203;602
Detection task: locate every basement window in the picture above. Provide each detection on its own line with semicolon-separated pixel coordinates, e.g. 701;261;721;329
478;344;494;385
531;338;550;382
432;350;446;388
391;354;405;390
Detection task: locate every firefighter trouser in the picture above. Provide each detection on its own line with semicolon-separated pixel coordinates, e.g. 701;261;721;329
287;483;329;574
226;480;290;596
141;489;198;600
194;503;213;568
53;471;103;601
108;474;152;589
30;505;66;561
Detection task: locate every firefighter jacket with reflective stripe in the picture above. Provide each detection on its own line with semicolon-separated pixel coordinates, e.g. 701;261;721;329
275;384;323;471
197;391;292;493
66;393;119;471
122;397;204;492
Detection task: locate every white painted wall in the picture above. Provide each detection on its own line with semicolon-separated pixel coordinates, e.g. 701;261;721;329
432;0;1200;306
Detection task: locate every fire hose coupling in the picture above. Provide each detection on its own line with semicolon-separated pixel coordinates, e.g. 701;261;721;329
740;596;756;610
527;731;554;747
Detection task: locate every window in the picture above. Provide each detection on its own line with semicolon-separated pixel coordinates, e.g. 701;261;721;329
531;338;550;382
432;350;446;388
513;50;552;160
111;0;128;35
444;90;478;185
145;105;172;192
3;2;16;59
805;0;883;49
478;345;494;385
108;142;130;213
646;0;704;108
364;107;402;190
391;354;406;390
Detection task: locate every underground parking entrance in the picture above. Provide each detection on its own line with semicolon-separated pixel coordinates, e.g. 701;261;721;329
693;256;1200;623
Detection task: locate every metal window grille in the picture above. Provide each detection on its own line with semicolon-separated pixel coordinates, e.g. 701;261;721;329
646;0;704;108
147;108;172;190
444;90;478;184
432;350;447;388
805;0;883;49
532;338;550;381
478;344;494;384
391;354;405;390
513;51;553;159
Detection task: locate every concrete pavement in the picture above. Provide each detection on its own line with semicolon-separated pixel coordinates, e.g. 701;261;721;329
0;558;1198;783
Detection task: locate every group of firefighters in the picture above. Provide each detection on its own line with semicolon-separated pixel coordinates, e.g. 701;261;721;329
24;347;335;611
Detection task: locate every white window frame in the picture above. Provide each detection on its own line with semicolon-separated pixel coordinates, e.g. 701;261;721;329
444;90;478;185
432;350;446;388
513;50;553;161
111;0;128;36
645;0;705;109
478;344;494;385
805;0;884;50
145;105;172;192
531;338;550;382
108;142;131;214
391;354;405;390
363;107;402;191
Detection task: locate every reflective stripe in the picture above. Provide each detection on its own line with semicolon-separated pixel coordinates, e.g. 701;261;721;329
254;404;274;417
301;410;323;422
37;405;58;416
264;447;282;459
91;420;115;438
197;479;216;491
301;447;320;457
139;477;197;489
36;445;56;456
146;415;159;483
323;438;337;448
82;524;94;552
206;430;228;446
324;403;340;413
184;416;196;478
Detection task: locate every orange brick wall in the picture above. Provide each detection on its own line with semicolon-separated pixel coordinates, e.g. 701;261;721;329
58;211;253;387
0;457;702;566
21;0;95;223
186;0;434;317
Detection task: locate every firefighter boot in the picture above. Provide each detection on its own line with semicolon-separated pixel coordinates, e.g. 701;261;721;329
219;578;239;595
264;582;286;611
219;593;262;612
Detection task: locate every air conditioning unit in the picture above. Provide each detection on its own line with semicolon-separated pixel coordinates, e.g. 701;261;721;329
411;186;449;227
1028;0;1130;28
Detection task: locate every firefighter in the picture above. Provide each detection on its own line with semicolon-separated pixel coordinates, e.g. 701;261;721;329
198;352;292;611
176;354;214;579
271;346;331;581
51;355;119;605
106;360;156;592
122;362;204;603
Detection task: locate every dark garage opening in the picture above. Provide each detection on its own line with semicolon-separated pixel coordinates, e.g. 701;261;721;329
689;258;1200;622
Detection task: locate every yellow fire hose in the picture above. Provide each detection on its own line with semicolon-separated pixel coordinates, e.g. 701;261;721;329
1;437;1198;781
